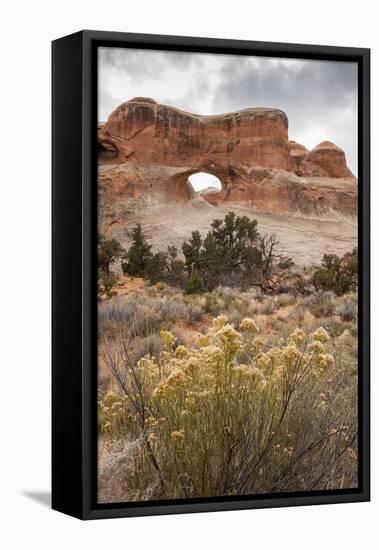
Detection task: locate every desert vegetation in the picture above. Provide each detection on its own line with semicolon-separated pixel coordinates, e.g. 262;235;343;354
97;213;358;502
98;212;357;298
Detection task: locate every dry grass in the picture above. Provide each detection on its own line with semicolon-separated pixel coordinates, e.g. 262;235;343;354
97;285;358;502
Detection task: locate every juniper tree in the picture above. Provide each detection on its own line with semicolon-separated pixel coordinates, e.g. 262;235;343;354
182;230;203;275
165;246;186;287
182;212;261;289
185;271;204;294
98;233;124;275
146;252;168;284
312;250;358;296
122;224;153;277
210;212;259;272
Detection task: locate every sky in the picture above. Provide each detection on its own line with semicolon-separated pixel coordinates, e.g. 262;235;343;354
98;47;358;183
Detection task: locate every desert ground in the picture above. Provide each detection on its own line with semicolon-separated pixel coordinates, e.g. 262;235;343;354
111;198;357;267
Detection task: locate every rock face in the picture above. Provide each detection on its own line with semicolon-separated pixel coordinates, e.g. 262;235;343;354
297;141;353;178
99;97;293;170
98;98;357;233
199;187;222;206
288;140;309;171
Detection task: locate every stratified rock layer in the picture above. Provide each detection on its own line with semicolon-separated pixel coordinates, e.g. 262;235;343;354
299;141;353;178
98;98;357;234
100;97;293;170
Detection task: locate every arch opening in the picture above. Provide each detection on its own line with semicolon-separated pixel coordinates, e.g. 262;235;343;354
188;172;222;206
189;172;222;193
98;140;118;160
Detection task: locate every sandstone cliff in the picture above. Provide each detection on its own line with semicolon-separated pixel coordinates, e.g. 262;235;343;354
98;98;357;238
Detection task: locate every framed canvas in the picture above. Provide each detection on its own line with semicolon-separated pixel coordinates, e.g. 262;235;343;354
52;30;370;520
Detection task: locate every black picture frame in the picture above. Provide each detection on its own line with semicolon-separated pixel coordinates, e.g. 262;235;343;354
52;30;370;520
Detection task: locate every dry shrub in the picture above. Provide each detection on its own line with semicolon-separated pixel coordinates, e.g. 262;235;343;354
336;296;358;322
185;302;204;324
201;292;224;316
98;439;156;503
98;317;357;501
276;293;296;308
99;291;198;339
134;334;163;362
258;296;276;315
301;291;336;318
322;318;351;338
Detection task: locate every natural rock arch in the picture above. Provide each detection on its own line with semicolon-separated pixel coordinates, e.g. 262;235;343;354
98;98;357;233
165;162;249;204
98;97;294;203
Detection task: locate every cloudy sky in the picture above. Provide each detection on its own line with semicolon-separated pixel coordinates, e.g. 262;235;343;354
99;47;358;176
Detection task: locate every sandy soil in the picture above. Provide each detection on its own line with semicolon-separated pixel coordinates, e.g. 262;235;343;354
121;200;358;267
114;275;145;296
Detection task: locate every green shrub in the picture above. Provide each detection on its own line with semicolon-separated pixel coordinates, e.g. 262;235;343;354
118;214;296;293
122;224;153;277
98;270;118;299
98;234;124;275
277;257;294;270
185;271;204;294
311;251;357;296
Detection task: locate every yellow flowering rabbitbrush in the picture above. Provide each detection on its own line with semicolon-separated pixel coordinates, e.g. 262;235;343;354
240;318;259;333
99;315;357;500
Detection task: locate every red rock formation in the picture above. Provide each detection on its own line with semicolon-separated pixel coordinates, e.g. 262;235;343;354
288;140;309;172
247;171;357;216
199;187;222;206
297;141;353;178
98;98;357;232
99;97;293;171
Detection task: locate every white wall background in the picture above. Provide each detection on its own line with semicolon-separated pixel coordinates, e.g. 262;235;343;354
0;0;376;547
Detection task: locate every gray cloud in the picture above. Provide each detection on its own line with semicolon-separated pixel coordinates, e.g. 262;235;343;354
98;88;123;123
99;47;164;81
161;70;211;113
99;47;202;81
160;51;204;70
212;57;358;174
99;48;358;175
215;57;357;110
